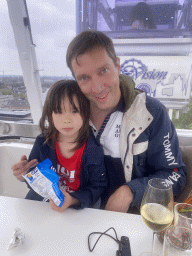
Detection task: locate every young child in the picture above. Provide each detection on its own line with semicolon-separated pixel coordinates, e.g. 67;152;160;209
25;79;107;212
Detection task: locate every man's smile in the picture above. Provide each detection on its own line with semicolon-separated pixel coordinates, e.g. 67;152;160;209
94;92;109;102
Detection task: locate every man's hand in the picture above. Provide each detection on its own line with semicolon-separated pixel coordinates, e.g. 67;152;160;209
105;185;133;213
12;155;38;181
49;189;79;213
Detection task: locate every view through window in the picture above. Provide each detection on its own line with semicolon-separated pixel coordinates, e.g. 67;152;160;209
0;0;192;129
0;0;75;123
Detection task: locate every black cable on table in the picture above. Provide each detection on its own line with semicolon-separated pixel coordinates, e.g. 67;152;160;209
88;227;120;252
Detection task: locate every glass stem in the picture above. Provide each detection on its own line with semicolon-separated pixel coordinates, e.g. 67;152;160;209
152;231;156;252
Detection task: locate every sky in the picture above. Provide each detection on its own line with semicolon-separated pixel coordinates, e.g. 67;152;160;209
0;0;76;77
0;0;186;77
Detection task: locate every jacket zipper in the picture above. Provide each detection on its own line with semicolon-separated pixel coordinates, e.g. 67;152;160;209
123;128;135;168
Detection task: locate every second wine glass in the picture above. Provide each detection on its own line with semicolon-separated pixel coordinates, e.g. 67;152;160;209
140;178;174;255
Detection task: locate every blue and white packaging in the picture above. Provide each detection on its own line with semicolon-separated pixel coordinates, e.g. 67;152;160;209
23;158;64;207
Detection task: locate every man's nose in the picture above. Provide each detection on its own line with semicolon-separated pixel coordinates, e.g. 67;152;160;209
91;78;103;94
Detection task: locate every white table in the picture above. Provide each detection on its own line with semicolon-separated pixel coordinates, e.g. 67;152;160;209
0;196;163;256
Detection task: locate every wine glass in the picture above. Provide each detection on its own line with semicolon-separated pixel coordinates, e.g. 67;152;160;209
174;203;192;228
140;178;174;256
163;226;192;255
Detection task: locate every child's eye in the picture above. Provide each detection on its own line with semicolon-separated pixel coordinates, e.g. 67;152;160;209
53;109;62;114
72;109;79;113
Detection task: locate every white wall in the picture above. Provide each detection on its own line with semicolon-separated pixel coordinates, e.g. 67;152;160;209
0;142;32;198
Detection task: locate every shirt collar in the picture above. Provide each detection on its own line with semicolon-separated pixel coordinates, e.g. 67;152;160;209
112;96;125;113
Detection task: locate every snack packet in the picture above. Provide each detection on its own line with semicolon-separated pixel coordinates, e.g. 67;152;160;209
23;158;64;207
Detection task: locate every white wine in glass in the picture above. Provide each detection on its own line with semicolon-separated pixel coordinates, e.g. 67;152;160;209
141;203;173;232
140;178;174;255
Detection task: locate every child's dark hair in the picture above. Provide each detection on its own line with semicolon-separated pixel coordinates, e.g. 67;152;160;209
40;79;90;151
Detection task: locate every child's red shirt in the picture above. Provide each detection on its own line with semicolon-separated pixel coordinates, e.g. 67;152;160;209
55;140;86;193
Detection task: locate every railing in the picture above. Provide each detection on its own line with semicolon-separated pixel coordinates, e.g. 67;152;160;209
0;121;40;139
0;121;191;147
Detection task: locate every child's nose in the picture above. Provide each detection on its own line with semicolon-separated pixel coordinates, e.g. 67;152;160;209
64;116;71;123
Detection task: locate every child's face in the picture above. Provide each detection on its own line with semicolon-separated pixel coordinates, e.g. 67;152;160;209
52;95;83;142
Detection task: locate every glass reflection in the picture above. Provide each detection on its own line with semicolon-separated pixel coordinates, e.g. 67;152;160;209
77;0;192;38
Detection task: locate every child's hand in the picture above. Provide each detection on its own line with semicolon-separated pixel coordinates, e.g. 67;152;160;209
49;189;79;212
12;155;38;181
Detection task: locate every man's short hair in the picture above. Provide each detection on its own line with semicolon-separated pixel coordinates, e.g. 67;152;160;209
66;30;117;76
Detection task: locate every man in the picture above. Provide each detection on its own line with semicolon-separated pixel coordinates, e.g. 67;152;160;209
12;30;186;213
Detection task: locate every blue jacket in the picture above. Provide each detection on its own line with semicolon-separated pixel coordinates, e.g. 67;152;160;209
94;74;186;209
119;75;186;207
26;134;108;209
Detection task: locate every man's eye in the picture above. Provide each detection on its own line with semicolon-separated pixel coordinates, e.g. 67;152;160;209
80;76;87;81
101;68;107;74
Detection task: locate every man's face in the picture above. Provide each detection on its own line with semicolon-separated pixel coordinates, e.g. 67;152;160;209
71;47;121;114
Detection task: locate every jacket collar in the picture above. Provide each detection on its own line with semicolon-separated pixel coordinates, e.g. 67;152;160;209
39;133;101;167
39;141;57;169
119;74;142;112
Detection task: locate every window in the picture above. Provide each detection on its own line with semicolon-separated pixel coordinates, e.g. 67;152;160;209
78;0;192;39
1;0;192;130
0;0;75;124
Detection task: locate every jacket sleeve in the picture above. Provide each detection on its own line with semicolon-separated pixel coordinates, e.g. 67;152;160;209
28;135;43;163
24;135;45;199
127;99;187;208
70;145;108;209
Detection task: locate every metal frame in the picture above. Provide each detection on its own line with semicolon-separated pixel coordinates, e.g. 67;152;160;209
6;0;43;124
